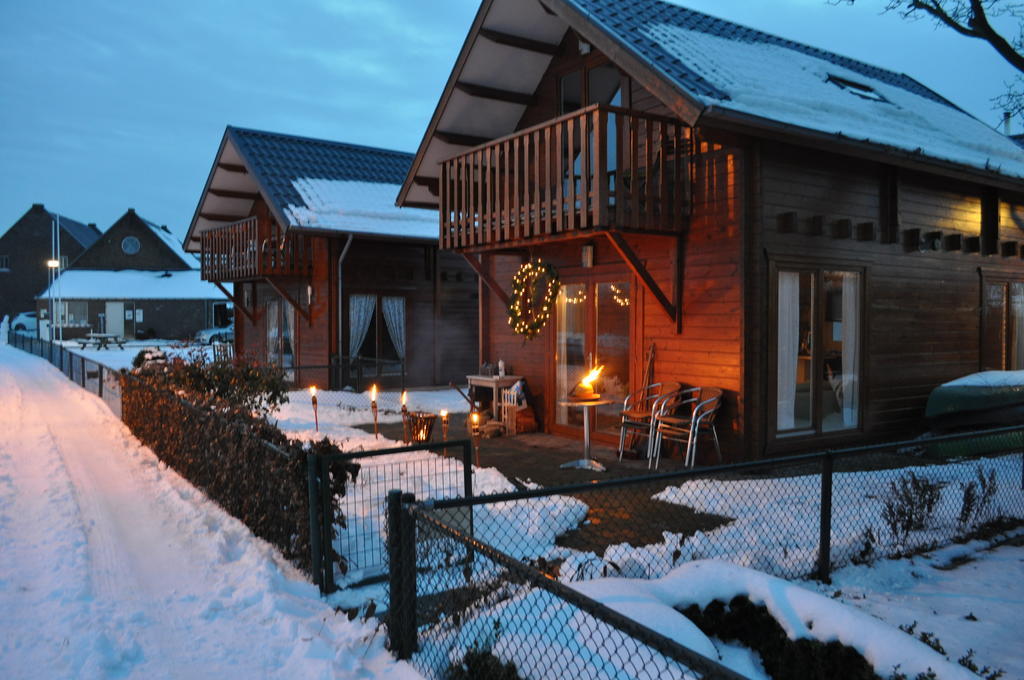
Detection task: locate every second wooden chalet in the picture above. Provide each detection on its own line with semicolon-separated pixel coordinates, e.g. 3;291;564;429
397;0;1024;460
185;127;478;389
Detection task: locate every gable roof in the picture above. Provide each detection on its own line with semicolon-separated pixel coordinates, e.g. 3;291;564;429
398;0;1024;207
48;210;102;249
184;127;436;251
137;214;198;267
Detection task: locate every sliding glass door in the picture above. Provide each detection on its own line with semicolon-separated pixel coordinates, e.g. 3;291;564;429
775;266;862;436
555;278;631;437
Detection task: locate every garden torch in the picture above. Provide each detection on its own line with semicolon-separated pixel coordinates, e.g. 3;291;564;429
309;385;319;433
401;389;409;444
370;383;379;439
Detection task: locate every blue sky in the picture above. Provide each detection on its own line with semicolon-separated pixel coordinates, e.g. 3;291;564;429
0;0;1018;240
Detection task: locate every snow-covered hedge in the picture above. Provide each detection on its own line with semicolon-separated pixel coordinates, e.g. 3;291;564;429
120;368;358;576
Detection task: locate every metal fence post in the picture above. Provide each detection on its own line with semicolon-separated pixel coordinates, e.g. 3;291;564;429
817;452;834;582
399;492;417;658
319;455;336;594
307;453;323;592
387;490;406;657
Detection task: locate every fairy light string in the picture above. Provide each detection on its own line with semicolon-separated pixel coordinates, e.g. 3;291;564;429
507;259;560;340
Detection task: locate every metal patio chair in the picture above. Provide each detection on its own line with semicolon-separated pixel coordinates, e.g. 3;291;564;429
616;381;682;461
650;387;723;470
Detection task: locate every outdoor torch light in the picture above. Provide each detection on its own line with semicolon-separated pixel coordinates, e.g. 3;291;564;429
401;389;410;444
440;409;449;456
309;385;319;433
370;383;379;439
470;411;481;466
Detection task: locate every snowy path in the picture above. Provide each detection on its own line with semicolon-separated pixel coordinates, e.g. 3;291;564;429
0;345;421;680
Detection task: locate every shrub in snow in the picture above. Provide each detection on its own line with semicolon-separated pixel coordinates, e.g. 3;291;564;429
882;472;942;548
680;595;880;680
131;347;167;370
957;467;998;531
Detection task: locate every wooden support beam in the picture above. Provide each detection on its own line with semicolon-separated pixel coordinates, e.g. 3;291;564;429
479;28;559;55
1001;241;1020;257
216;162;247;174
830;219;852;239
209;188;260;200
880;166;899;244
776;212;797;234
435;130;491;148
855;222;876;241
264;278;311;324
461;253;510;308
603;231;676;323
212;281;260;324
413;176;440;196
404;200;439;210
199;212;244;223
454;81;534;106
981;188;999;256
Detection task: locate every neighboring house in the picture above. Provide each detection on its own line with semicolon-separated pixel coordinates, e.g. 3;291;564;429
0;203;100;322
37;208;229;340
396;0;1024;460
183;127;478;389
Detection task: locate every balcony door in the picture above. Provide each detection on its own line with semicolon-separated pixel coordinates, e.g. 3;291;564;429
554;278;631;439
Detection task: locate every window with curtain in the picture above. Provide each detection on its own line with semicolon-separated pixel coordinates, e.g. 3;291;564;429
775;266;862;436
984;279;1024;370
349;294;405;376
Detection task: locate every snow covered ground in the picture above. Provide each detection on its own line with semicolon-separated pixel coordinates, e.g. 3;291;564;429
0;345;421;679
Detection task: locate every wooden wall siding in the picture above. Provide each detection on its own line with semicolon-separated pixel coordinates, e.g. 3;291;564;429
756;142;1021;455
999;199;1024;246
436;249;481;384
74;211;188;271
646;139;744;462
900;177;982;237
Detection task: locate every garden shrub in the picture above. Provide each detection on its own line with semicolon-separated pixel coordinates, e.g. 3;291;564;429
958;467;998;531
882;472;942;547
679;596;880;680
120;363;357;576
445;647;521;680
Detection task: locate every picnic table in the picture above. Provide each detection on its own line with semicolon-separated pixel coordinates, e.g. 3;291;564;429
78;332;125;350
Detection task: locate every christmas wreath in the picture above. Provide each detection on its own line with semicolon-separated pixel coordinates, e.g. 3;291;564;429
507;259;560;340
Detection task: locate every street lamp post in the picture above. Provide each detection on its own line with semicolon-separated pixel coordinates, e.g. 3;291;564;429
46;258;60;342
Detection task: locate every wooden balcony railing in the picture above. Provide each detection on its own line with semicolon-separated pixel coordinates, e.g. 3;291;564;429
440;104;690;250
200;215;313;282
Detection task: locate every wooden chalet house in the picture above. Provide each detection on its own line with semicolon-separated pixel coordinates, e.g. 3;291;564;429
397;0;1024;460
0;203;100;322
185;127;478;389
36;208;228;340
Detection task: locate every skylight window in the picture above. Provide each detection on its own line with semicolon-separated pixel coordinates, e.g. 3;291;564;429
827;74;889;103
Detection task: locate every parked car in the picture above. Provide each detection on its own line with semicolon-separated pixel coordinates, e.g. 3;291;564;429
11;311;37;333
195;323;234;344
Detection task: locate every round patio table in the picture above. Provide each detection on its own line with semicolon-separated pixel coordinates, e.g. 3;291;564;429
557;398;613;472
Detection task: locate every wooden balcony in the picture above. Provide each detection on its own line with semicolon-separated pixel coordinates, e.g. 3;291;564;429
440;104;690;251
200;215;313;282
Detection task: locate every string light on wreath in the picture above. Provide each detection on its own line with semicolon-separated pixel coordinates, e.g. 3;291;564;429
507;259;560;340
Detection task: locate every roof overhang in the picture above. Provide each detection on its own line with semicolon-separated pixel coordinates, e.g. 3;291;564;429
702;105;1024;195
395;0;706;209
184;128;292;253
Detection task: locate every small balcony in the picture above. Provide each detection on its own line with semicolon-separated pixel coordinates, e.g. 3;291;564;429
440;104;691;251
200;216;313;282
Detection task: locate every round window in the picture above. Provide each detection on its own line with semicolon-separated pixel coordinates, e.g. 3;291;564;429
121;236;141;255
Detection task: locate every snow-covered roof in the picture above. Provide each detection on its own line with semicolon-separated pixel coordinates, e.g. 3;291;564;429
185;127;434;250
398;0;1024;207
46;210;101;249
139;216;198;267
36;269;227;301
283;178;435;237
595;0;1024;179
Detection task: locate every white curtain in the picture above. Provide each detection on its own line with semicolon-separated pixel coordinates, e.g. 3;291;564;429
1011;282;1024;370
282;301;296;369
841;272;860;427
777;272;799;430
381;296;406;360
348;294;376;358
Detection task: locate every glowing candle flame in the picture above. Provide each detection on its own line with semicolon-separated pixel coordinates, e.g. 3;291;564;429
580;365;604;388
401;390;407;406
471;412;479;425
370;384;377;403
309;385;317;397
440;409;448;418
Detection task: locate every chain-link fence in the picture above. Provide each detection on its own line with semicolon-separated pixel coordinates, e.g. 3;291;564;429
383;428;1023;677
388;492;746;680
